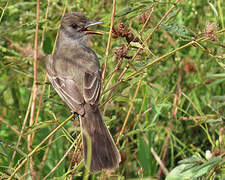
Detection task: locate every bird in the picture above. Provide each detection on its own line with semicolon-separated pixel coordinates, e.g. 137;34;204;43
45;12;121;173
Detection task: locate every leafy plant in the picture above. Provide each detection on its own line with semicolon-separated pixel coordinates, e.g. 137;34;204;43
0;0;224;179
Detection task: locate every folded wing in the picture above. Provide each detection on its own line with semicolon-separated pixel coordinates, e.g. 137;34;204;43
83;71;101;106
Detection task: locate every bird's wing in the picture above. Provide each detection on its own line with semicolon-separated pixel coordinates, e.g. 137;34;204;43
83;69;101;106
46;55;85;115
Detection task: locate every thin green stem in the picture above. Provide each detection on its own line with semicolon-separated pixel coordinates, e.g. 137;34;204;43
8;114;74;180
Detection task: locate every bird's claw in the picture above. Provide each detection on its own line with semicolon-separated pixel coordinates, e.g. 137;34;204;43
71;111;79;119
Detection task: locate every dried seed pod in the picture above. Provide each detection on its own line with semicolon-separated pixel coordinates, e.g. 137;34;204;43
205;21;217;41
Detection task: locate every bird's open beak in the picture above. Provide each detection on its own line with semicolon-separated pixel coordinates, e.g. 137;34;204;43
81;21;103;35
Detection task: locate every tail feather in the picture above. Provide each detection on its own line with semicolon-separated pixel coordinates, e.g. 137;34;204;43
80;104;121;173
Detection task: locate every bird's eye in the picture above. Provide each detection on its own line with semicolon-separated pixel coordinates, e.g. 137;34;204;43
71;24;78;29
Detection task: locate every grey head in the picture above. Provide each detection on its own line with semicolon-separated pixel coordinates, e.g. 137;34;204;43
60;12;103;40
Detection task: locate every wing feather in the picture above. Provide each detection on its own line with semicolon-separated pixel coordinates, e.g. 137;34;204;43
46;55;85;115
83;71;101;105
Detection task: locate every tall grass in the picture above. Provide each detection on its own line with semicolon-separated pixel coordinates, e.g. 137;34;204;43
0;0;224;179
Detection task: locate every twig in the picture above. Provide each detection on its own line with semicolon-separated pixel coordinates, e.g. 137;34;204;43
102;28;225;95
0;0;9;23
0;117;21;137
34;75;48;124
217;0;224;29
151;148;169;176
43;142;75;180
116;78;142;144
181;92;215;148
103;65;128;106
140;6;154;34
40;0;51;49
39;124;57;170
102;0;182;106
102;0;116;81
157;135;170;179
10;94;33;167
8;114;75;180
27;0;40;178
102;53;124;114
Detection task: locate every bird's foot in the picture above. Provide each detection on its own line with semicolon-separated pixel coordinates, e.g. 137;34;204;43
71;111;79;119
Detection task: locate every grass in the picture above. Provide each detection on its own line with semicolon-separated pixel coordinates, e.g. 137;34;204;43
0;0;225;179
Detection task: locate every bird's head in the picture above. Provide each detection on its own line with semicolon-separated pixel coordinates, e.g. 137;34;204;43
61;12;103;40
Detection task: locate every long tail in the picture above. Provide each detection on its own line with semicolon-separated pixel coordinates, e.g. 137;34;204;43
80;104;121;173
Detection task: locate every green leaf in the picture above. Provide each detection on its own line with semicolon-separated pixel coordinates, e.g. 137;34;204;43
116;7;133;17
116;5;145;17
137;135;151;176
167;156;225;180
166;164;189;180
0;142;8;158
206;73;225;78
211;96;225;101
130;42;143;49
206;118;223;123
208;1;218;16
178;155;203;164
207;78;225;86
43;36;53;54
115;96;130;102
161;24;191;37
191;163;213;178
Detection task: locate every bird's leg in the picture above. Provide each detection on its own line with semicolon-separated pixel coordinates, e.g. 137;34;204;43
71;111;79;119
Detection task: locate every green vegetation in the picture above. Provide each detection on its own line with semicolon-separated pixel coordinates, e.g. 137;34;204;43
0;0;224;179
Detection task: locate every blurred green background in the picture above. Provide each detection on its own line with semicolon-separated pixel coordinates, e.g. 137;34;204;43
0;0;224;179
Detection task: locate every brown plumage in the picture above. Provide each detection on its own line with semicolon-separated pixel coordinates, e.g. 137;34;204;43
45;12;120;173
